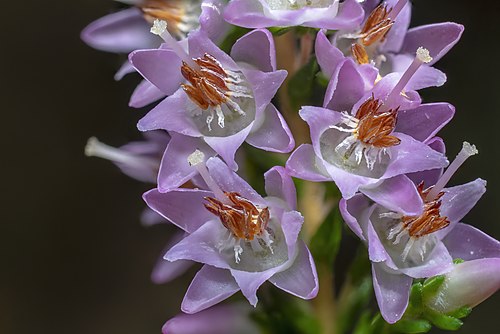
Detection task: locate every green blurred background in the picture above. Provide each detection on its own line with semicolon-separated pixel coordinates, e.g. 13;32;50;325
2;0;499;333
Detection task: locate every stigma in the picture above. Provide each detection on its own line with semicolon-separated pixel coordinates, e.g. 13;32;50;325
181;53;253;131
205;192;273;263
140;0;201;39
331;96;400;170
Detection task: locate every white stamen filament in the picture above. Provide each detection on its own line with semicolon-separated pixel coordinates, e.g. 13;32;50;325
383;47;433;111
150;19;199;69
427;142;478;200
388;0;408;20
85;137;158;170
187;150;228;202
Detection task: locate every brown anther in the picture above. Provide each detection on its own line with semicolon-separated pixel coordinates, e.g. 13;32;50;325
351;43;370;65
354;96;401;148
181;54;230;110
204;192;270;241
140;0;185;34
359;4;394;47
401;182;450;238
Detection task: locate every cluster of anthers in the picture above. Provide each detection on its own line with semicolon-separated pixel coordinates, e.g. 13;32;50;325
386;182;450;261
181;54;253;130
140;0;201;38
332;96;400;170
204;192;273;263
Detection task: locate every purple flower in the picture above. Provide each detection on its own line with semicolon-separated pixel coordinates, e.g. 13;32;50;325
426;258;500;314
84;131;169;183
340;142;491;323
224;0;364;30
144;154;318;313
81;0;228;103
131;28;293;170
163;303;260;334
285;59;452;200
316;0;464;90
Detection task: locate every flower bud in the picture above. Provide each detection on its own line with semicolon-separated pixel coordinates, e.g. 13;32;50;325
426;258;500;313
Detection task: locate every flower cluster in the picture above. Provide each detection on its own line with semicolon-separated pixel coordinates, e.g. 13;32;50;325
83;0;500;332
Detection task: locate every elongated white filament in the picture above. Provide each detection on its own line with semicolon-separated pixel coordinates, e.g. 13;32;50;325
187;150;228;203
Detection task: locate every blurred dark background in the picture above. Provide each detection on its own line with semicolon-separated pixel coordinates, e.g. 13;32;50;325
2;0;499;333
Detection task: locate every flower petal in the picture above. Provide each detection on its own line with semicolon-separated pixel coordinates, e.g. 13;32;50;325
398;242;453;278
264;166;297;210
380;0;411;53
243;68;287;116
81;8;159;53
372;262;412;324
339;195;370;241
401;22;464;66
181;265;239;314
206;157;265;204
157;134;215;192
436;178;487;239
324;59;366;112
396;103;454;142
269;241;319;299
231;29;276;72
166;220;230;269
443;223;500;261
361;175;424;216
129;79;167;108
285;144;331;182
129;48;183;95
137;90;201;136
247;104;295;153
143;188;214;233
315;30;345;79
384;133;449;178
204;125;253;170
230;269;276;306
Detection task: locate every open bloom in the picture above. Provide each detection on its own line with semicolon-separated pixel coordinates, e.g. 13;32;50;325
144;154;318;313
286;51;451;200
81;0;228;105
316;0;463;91
340;142;489;323
131;27;293;170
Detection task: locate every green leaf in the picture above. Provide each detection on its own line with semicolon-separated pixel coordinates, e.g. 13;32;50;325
424;308;463;331
422;275;445;302
219;26;252;53
391;319;432;333
447;306;472;319
288;56;319;111
408;283;423;311
309;206;342;265
453;258;465;264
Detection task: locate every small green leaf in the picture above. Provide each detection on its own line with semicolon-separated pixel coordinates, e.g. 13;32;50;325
424;308;463;331
453;258;465;264
408;283;423;312
422;275;445;301
391;319;432;333
447;306;472;319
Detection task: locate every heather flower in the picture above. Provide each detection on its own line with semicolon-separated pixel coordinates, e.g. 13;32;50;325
340;142;488;323
223;0;364;30
426;258;500;315
163;303;260;334
131;27;292;170
144;154;318;313
84;131;169;183
286;50;451;200
316;0;463;91
81;0;229;105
